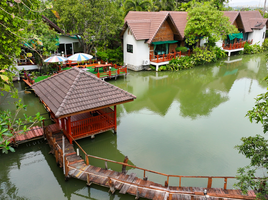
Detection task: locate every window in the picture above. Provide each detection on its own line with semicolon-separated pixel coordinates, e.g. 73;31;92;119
127;44;133;53
154;44;167;55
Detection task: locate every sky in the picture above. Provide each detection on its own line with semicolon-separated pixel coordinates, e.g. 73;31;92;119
228;0;266;7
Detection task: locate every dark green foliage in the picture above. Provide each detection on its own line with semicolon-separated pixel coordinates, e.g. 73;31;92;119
166;56;194;71
262;39;268;51
96;47;123;64
175;46;188;53
211;46;227;59
243;42;263;54
191;47;216;65
235;76;268;199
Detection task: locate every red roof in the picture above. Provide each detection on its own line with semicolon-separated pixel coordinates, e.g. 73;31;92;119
223;11;239;25
167;11;188;39
240;11;268;32
124;11;170;44
122;11;267;42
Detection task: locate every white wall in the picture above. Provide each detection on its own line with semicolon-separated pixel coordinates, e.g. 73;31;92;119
123;28;149;71
248;25;266;45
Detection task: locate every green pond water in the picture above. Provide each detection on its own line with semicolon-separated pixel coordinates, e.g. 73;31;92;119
1;53;268;199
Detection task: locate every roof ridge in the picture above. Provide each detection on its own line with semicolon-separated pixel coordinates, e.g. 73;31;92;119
83;69;136;99
55;68;81;117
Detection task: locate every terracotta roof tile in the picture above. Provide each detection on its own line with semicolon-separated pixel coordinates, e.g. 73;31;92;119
240;11;265;32
124;11;169;43
167;11;188;38
32;68;136;118
223;11;239;25
127;20;151;40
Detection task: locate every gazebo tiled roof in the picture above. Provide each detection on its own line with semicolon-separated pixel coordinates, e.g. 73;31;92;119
32;68;136;118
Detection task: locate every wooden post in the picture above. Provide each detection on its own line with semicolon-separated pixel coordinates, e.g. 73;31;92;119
224;178;227;190
207;177;212;188
108;177;115;194
135;187;139;199
87;174;92;186
168;193;172;200
65;157;69;180
105;161;108;170
122;156;128;174
86;155;89;165
62;136;65;174
67;117;72;144
114;105;117;134
179;177;182;187
55;149;59;164
179;51;181;59
143;170;146;179
165;176;169;187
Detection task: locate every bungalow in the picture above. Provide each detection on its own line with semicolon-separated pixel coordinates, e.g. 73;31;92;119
122;11;267;71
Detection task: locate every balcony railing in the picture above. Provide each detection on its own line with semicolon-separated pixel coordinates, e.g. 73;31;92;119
150;51;181;63
150;50;193;63
222;39;253;50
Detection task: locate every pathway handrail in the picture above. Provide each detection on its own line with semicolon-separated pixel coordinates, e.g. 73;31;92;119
69;134;235;189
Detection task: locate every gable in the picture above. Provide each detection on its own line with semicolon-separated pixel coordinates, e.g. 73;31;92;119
152;20;174;43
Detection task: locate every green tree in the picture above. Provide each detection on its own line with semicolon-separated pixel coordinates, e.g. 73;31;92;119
123;0;152;15
154;0;175;11
0;0;51;153
0;0;58;94
234;77;268;199
53;0;123;54
184;1;238;47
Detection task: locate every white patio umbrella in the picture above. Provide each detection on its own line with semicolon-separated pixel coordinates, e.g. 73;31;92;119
44;55;67;63
67;53;93;62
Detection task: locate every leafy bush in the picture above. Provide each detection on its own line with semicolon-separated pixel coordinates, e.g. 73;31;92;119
175;46;188;53
191;47;216;65
158;65;168;71
243;42;263;54
150;65;156;70
96;47;123;64
166;56;195;71
211;46;227;60
262;38;268;51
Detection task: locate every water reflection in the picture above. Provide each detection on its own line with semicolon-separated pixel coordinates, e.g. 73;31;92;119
115;54;267;120
1;54;268;199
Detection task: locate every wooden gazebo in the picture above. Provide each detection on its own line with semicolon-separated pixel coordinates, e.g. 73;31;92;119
32;68;136;143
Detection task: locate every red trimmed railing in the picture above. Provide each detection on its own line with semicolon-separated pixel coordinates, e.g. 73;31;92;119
150;51;182;63
222;39;253;50
70;109;115;139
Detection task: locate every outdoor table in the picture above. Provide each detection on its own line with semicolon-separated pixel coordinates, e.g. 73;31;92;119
93;64;112;73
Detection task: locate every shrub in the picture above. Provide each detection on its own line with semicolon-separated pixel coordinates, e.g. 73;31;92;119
262;38;268;51
175;46;188;53
243;42;263;54
166;56;195;71
211;46;227;60
191;47;216;65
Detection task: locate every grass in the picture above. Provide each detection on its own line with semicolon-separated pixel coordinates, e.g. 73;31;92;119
34;75;51;83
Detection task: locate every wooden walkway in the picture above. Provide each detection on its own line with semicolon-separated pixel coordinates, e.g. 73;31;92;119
44;124;256;200
12;126;44;144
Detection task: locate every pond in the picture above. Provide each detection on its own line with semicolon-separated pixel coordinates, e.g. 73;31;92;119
0;53;267;200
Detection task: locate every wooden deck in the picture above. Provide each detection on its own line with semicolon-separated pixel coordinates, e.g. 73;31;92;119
12;126;44;144
44;124;257;200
